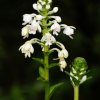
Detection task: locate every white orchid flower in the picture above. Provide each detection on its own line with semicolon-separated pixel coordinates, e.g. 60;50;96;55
50;21;61;35
41;33;56;46
19;40;34;58
61;24;76;39
22;14;35;25
29;20;41;34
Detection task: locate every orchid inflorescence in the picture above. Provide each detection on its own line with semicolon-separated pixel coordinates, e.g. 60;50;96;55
19;1;91;100
19;0;76;72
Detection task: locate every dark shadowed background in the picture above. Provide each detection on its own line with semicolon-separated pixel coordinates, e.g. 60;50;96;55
0;0;100;100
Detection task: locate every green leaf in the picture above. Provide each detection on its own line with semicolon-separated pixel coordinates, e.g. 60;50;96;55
37;77;46;82
37;77;43;81
33;57;44;64
49;82;64;98
39;67;45;79
49;63;59;68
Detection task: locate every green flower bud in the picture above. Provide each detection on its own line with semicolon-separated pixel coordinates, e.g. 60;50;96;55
70;57;88;86
72;57;88;72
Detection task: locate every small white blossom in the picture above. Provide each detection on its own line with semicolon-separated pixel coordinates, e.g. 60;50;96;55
29;20;41;34
50;21;61;35
59;59;67;72
58;49;68;58
19;41;34;58
21;25;30;39
22;14;34;25
41;33;56;46
61;24;76;39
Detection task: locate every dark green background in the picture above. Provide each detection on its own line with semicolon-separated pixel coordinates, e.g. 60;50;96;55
0;0;100;100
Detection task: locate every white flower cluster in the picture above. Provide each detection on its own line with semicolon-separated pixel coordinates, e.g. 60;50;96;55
22;14;44;39
19;0;76;71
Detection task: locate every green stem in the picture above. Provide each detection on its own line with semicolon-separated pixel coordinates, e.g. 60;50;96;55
44;46;49;100
41;2;50;100
74;85;79;100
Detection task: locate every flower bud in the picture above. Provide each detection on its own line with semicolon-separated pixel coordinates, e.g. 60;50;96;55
37;3;42;10
46;5;50;10
48;0;52;4
42;2;46;5
55;16;61;23
33;3;38;10
52;7;58;13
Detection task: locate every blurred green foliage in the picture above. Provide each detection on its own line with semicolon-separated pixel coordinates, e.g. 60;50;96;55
0;0;100;100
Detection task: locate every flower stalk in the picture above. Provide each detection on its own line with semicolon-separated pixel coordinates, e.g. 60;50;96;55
44;47;49;100
74;85;79;100
69;57;91;100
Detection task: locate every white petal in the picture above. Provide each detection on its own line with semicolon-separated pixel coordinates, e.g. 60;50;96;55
36;15;44;20
55;16;61;23
37;24;41;32
37;3;42;10
21;25;29;38
59;59;67;72
33;3;38;10
80;75;87;84
23;14;32;24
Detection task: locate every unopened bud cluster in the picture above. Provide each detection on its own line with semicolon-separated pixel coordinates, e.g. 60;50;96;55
70;57;88;86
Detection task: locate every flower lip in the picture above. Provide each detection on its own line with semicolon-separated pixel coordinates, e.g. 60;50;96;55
59;58;67;72
21;25;30;39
